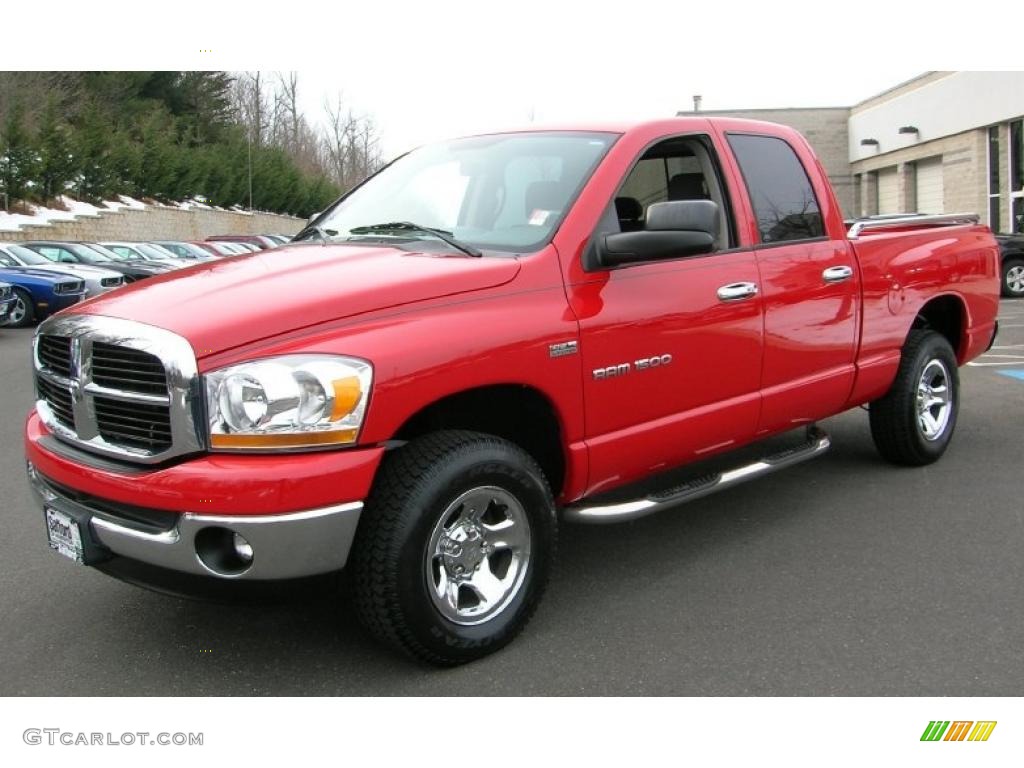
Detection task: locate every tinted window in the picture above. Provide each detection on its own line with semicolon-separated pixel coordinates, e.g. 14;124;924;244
728;134;824;243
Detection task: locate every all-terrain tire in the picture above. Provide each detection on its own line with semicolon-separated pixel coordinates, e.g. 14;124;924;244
351;430;557;666
869;330;959;466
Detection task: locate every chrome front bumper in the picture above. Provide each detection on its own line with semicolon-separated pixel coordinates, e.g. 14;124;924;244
27;462;363;580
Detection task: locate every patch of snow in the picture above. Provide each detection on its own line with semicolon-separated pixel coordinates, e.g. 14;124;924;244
117;196;146;210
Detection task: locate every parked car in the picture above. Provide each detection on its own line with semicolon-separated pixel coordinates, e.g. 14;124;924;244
207;234;278;250
996;234;1024;297
0;282;15;326
0;242;125;298
100;241;191;269
0;267;85;327
152;241;218;262
24;118;999;665
187;240;234;257
23;241;170;282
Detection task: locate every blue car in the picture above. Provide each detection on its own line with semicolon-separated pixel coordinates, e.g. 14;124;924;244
0;282;15;326
0;267;86;328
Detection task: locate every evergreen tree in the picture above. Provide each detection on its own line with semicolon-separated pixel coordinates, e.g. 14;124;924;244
0;102;38;204
36;96;77;203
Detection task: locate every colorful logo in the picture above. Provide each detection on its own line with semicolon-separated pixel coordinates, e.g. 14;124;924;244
921;721;997;742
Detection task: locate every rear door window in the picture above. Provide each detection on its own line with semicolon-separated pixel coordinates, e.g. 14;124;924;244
727;134;825;243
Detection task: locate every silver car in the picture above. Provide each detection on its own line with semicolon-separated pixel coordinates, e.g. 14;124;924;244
0;242;125;299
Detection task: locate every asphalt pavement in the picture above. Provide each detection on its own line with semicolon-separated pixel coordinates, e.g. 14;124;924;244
1;302;1022;695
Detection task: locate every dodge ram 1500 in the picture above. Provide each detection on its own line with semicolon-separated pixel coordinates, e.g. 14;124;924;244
25;118;1000;665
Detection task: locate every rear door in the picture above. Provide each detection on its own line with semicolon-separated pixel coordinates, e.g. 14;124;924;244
725;132;859;435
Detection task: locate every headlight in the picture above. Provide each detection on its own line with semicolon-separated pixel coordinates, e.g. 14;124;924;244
204;355;372;451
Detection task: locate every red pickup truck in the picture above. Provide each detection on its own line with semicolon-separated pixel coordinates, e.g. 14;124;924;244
26;118;1000;665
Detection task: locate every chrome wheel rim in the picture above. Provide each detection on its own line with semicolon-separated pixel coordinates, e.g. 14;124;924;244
425;486;532;626
916;359;952;441
1007;265;1024;294
9;295;26;325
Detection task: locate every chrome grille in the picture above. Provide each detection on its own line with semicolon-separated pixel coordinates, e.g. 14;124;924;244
37;377;74;427
92;342;169;395
94;396;172;452
33;314;203;464
37;335;72;378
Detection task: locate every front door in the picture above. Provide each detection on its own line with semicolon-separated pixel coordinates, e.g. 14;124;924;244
569;135;764;495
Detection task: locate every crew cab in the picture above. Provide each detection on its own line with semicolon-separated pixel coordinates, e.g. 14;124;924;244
24;118;1000;665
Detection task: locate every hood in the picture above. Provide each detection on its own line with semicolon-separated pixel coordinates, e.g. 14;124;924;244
0;267;74;284
77;243;521;356
17;263;118;279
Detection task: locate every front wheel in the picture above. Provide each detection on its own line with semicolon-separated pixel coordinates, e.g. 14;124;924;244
8;288;34;328
869;329;959;466
351;430;556;665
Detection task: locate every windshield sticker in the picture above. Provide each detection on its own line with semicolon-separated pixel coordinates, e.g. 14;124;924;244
528;209;552;226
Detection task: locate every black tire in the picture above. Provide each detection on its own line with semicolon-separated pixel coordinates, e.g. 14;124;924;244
869;330;959;466
351;430;556;666
1002;257;1024;298
8;288;35;328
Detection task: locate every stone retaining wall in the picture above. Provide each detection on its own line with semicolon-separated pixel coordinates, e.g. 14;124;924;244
0;205;303;243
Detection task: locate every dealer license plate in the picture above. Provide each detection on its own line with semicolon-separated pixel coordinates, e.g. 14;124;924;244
45;507;84;564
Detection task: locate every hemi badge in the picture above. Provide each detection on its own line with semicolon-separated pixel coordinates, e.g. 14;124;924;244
549;341;578;358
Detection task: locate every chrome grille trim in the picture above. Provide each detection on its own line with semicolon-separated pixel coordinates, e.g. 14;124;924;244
33;314;203;465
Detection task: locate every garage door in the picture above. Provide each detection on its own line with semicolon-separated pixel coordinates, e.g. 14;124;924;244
915;157;944;214
877;167;898;214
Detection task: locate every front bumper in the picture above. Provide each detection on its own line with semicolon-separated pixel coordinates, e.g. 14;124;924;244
25;411;385;581
0;297;13;324
28;462;363;580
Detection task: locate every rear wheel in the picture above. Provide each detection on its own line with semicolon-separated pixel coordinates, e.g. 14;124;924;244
869;330;959;466
351;430;556;665
1002;257;1024;298
8;288;34;328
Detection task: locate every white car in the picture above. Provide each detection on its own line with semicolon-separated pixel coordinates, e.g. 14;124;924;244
100;241;192;270
0;242;125;299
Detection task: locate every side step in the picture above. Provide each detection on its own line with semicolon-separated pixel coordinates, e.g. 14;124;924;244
563;426;831;524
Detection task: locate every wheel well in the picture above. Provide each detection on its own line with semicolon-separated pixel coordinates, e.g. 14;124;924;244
394;385;566;496
912;295;966;359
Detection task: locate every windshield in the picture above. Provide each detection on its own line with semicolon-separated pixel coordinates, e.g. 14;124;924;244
136;243;175;261
60;243;111;264
312;131;616;254
5;245;51;265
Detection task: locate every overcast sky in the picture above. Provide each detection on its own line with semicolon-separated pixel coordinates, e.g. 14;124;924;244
14;0;1012;161
297;65;924;160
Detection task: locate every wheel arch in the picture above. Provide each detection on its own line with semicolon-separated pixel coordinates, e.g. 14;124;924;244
910;293;969;363
391;383;568;497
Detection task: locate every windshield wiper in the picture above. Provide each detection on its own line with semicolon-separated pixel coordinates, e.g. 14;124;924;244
293;225;336;244
348;221;482;257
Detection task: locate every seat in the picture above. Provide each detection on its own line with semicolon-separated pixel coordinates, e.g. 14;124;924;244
667;173;709;201
614;196;644;231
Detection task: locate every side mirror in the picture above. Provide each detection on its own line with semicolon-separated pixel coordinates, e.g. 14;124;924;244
592;200;719;270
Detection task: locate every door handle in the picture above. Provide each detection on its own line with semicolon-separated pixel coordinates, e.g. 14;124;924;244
717;282;759;301
822;265;854;283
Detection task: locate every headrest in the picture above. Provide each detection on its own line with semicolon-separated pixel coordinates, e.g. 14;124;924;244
614;196;643;221
667;173;708;200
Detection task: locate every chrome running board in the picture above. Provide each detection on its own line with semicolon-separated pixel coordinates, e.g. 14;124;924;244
563;426;831;524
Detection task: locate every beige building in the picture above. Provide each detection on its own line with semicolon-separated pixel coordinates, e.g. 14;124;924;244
679;72;1024;232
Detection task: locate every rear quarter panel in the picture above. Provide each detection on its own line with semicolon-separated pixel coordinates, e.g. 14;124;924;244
848;225;999;405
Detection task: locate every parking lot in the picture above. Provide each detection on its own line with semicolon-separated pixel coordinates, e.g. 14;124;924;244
0;301;1022;695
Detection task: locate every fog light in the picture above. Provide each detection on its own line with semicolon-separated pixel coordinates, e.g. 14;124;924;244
233;532;254;563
